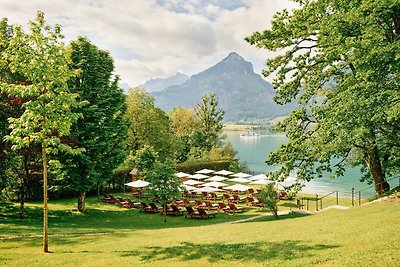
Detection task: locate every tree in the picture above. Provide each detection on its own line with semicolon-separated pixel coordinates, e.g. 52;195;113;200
256;183;279;218
60;36;128;212
1;11;82;252
126;88;175;161
246;1;400;194
193;93;225;151
145;160;181;223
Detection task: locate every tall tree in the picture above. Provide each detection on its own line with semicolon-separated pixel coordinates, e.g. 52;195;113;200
61;37;128;212
246;0;400;194
1;11;82;252
193;93;224;151
126;88;175;161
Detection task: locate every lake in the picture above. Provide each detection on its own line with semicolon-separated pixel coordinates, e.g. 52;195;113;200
224;131;383;197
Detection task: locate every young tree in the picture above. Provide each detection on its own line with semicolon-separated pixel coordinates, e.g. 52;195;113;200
193;93;225;151
246;1;400;194
145;160;181;223
256;183;279;218
61;36;128;212
1;11;82;252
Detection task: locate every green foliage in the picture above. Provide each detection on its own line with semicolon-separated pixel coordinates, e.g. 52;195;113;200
130;145;158;175
246;0;400;194
256;183;279;218
126;88;175;161
59;36;128;209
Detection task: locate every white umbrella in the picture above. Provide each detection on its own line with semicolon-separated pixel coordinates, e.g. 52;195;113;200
249;174;269;181
228;177;251;183
224;184;252;192
214;169;234;176
182;185;197;191
231;172;251;178
193;186;223;193
175;172;190;178
196;168;215;174
201;181;228;188
125;180;150;188
205;175;229;182
183;179;204;186
188;173;209;180
250;179;274;185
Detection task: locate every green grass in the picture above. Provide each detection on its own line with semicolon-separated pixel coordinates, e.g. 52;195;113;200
1;195;399;266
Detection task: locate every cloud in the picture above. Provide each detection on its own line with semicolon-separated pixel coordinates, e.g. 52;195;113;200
0;0;297;86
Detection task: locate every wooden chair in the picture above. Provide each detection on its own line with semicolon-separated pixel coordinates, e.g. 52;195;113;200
166;205;183;216
185;206;199;218
195;208;217;219
194;199;206;208
246;197;262;207
227;203;245;213
204;201;218;211
218;202;230;213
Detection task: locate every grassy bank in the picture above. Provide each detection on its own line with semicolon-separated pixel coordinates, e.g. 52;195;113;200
1;195;399;266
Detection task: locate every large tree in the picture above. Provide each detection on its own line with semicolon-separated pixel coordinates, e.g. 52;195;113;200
61;37;128;212
1;11;82;252
246;0;400;194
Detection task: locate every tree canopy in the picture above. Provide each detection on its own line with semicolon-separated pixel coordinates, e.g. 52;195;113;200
246;0;400;194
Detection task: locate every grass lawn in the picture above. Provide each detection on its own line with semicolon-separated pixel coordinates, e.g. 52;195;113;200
1;195;399;266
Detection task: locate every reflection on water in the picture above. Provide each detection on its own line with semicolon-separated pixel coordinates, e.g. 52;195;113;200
224;131;384;197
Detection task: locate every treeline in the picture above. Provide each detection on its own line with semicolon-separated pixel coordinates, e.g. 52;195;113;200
0;12;240;217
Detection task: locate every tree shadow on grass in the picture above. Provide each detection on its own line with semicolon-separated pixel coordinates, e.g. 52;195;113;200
122;240;339;263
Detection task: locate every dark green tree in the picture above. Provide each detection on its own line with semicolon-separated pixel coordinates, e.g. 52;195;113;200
246;0;400;194
62;36;128;212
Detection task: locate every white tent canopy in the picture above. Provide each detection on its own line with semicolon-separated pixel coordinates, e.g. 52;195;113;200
224;184;252;192
125;180;150;188
228;177;251;183
196;168;215;174
183;179;204;186
201;181;228;188
193;186;223;193
249;174;269;181
205;175;229;182
213;169;234;176
188;173;209;180
231;172;252;178
175;172;190;178
250;179;274;185
182;185;197;191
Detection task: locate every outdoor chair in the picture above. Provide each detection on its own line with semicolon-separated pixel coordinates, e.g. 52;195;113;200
227;203;245;213
279;191;288;200
204;201;218;211
166;205;183;216
218;202;230;213
149;202;163;213
119;199;137;208
140;202;154;213
100;193;113;202
222;194;231;202
185;206;199;219
208;192;221;201
247;188;255;196
194;199;206;208
195;208;217;219
246;197;262;207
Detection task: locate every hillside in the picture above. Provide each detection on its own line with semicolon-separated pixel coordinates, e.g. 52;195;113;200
139;72;189;93
152;52;295;122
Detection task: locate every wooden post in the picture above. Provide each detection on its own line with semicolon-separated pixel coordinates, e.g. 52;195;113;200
351;188;354;206
316;194;318;211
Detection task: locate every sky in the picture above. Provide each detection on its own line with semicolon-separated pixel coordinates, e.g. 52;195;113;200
0;0;297;87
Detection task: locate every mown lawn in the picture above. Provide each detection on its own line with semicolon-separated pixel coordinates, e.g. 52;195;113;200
1;195;399;266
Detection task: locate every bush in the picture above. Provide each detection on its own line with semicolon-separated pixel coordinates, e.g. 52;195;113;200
256;184;279;218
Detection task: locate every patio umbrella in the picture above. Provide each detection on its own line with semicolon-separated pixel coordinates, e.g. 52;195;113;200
213;169;234;176
205;175;228;182
188;173;209;180
183;179;204;186
224;184;252;192
182;185;197;191
125;180;150;188
250;179;274;185
249;174;269;181
175;172;190;178
231;172;251;178
201;181;228;188
193;186;223;193
196;168;215;174
228;177;251;183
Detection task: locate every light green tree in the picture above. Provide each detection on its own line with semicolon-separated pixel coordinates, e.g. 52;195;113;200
0;11;82;252
256;183;279;218
246;0;400;194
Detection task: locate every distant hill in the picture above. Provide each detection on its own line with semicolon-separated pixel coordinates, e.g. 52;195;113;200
152;52;295;122
139;72;189;93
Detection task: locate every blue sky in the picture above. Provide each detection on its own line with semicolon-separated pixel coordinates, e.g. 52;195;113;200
0;0;297;87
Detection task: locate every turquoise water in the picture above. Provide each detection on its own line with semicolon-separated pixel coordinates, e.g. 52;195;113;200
224;132;387;197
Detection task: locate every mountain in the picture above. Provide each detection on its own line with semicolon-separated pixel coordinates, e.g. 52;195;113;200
152;52;294;122
139;72;189;93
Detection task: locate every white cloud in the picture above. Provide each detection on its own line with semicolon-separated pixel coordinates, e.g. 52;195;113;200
0;0;297;86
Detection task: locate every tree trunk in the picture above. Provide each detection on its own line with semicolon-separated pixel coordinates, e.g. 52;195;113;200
19;197;24;219
78;192;86;213
365;145;390;195
164;202;167;223
42;142;49;253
